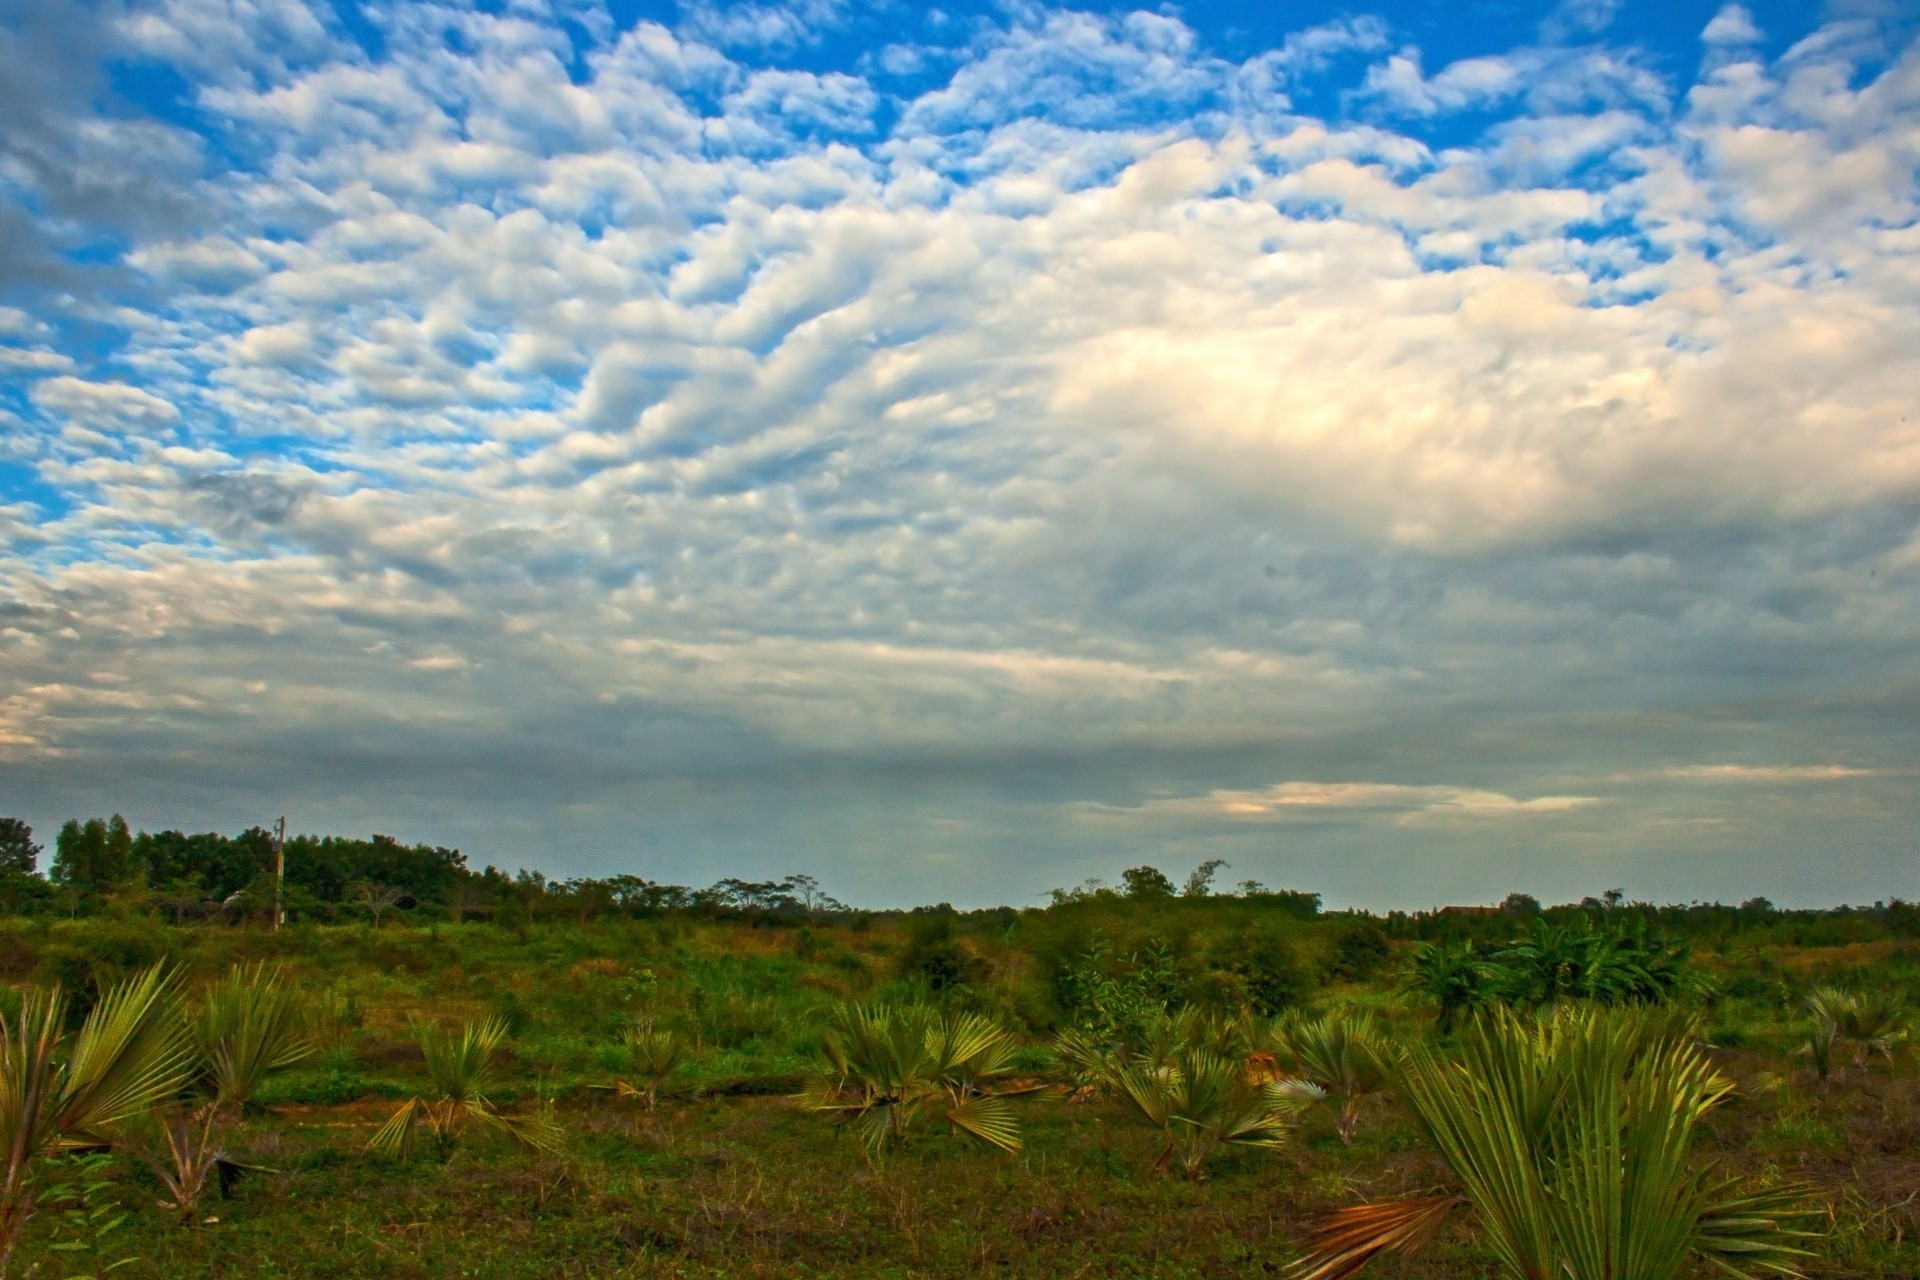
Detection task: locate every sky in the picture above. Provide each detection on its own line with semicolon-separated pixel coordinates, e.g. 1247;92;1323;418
2;0;1919;910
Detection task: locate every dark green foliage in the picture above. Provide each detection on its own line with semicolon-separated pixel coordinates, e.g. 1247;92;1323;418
1489;917;1695;1007
283;833;466;908
52;815;137;893
0;818;39;875
1120;866;1177;900
1499;892;1540;917
1410;916;1697;1027
1409;939;1499;1031
31;918;173;1017
1057;941;1180;1044
1232;934;1312;1016
903;913;984;992
137;827;275;901
1326;925;1391;983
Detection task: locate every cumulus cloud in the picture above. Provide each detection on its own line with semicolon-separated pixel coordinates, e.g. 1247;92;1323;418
1;1;1918;906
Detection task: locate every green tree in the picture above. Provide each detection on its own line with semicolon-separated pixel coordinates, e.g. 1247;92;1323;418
0;820;38;875
50;816;139;894
1183;859;1228;897
1121;865;1177;900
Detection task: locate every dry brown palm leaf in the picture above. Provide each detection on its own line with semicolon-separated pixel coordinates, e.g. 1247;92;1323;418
1290;1194;1465;1280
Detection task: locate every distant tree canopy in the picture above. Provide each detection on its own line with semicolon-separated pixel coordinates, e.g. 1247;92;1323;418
52;815;137;892
0;818;39;875
1;813;1917;952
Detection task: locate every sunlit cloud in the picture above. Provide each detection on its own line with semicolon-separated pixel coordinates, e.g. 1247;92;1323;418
1;0;1917;906
1076;782;1601;826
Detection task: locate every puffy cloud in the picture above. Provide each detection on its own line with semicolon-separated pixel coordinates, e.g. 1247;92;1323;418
1;1;1917;905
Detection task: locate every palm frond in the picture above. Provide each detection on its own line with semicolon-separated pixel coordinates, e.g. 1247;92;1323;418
367;1096;428;1159
196;964;313;1108
944;1092;1021;1152
1290;1195;1464;1280
56;964;194;1140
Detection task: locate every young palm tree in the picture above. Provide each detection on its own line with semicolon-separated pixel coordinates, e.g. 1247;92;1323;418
368;1018;560;1159
614;1021;692;1110
125;964;313;1223
1808;987;1909;1067
796;1005;1041;1155
1289;1005;1819;1280
1056;1004;1256;1099
195;963;314;1108
1408;940;1497;1032
1115;1044;1316;1178
0;964;193;1275
1274;1012;1397;1144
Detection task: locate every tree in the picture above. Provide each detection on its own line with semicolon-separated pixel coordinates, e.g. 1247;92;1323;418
1499;892;1540;917
1121;865;1177;900
1408;940;1497;1032
50;815;138;894
444;880;493;922
1183;859;1229;898
0;820;38;875
1289;1006;1819;1280
353;881;406;927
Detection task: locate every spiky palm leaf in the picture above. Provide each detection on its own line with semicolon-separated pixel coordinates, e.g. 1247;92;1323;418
1276;1012;1397;1144
1289;1006;1819;1280
0;965;192;1275
369;1018;558;1159
124;1100;269;1224
195;964;314;1109
1115;1046;1311;1178
614;1021;692;1110
1834;990;1907;1065
797;1005;1041;1155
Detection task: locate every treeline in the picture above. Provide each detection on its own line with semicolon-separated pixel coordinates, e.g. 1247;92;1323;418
0;814;1916;947
0;813;854;925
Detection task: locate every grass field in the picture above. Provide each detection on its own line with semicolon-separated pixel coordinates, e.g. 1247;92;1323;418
7;911;1920;1278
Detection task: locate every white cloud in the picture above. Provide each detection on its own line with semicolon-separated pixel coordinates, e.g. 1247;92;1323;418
1703;6;1764;47
2;2;1918;901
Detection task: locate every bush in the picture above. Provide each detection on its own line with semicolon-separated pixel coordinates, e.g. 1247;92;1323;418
30;919;173;1017
1325;924;1391;983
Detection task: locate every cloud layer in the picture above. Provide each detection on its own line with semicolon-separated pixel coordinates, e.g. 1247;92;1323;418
2;1;1918;907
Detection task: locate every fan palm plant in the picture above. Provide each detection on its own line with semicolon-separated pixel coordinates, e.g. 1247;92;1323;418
1823;988;1908;1066
1275;1012;1397;1144
796;1005;1041;1155
194;964;313;1108
1055;1004;1255;1099
368;1017;559;1160
613;1021;692;1110
1114;1044;1315;1178
1408;940;1498;1032
0;964;193;1276
1289;1005;1819;1280
125;964;313;1223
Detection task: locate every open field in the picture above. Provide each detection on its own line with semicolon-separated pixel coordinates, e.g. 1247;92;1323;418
6;904;1920;1279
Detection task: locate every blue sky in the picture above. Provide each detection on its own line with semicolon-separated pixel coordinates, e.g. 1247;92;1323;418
3;0;1920;908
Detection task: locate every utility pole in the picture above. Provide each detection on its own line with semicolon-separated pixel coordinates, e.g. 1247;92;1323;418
273;816;286;931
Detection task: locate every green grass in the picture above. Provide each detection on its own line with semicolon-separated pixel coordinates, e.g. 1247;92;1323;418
7;916;1920;1278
